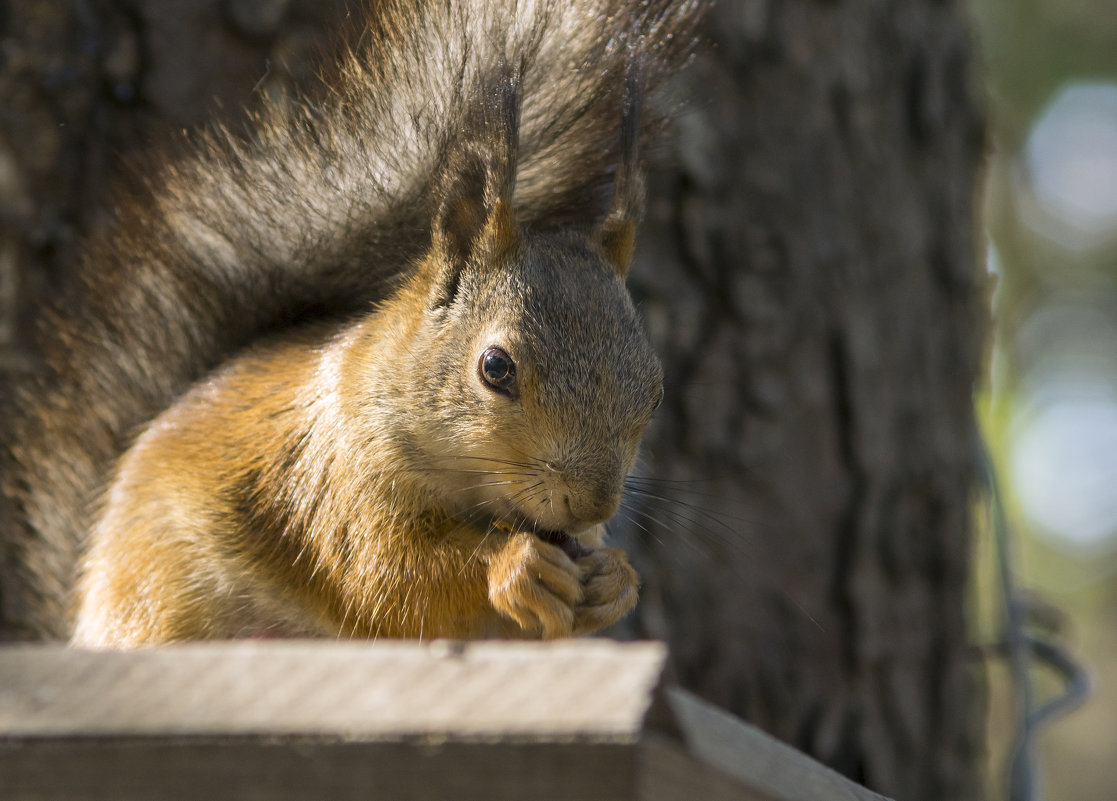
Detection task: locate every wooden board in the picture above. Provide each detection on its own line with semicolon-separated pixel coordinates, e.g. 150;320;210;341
0;639;665;740
1;739;636;801
0;640;893;801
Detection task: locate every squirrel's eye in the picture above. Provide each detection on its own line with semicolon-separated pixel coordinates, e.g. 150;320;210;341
654;386;665;411
479;346;517;397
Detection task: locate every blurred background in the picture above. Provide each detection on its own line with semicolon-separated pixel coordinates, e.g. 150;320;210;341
972;0;1117;798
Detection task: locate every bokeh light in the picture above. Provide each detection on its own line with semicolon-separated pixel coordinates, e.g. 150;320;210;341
1023;82;1117;252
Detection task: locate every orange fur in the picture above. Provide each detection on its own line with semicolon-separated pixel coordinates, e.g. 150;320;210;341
74;233;652;646
72;77;659;646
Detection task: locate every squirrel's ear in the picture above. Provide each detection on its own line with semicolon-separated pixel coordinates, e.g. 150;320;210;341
595;216;639;279
429;67;520;301
592;55;645;279
432;153;518;269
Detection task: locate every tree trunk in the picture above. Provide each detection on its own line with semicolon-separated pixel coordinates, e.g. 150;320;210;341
0;1;985;799
0;0;351;365
617;3;986;800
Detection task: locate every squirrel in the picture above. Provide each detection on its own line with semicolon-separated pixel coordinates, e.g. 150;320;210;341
0;0;703;647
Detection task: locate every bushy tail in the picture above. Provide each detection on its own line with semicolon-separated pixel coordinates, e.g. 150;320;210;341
0;0;703;639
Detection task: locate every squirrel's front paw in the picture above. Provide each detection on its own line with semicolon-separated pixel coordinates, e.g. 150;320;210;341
487;534;640;639
571;547;639;635
488;533;584;638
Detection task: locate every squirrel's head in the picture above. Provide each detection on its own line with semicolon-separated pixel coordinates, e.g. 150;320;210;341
406;222;663;539
382;63;662;541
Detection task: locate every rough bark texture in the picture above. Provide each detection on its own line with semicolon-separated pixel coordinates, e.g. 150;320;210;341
0;0;349;370
0;2;985;800
617;3;985;800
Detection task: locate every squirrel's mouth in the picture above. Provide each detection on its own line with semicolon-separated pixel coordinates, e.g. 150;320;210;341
490;517;590;560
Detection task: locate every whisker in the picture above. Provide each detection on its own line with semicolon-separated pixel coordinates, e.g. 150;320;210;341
617;500;722;559
623;485;751;540
493;444;558;479
450;478;533;492
622;499;699;537
626;475;721;488
433;454;539;469
625;475;743;503
462;527;497;574
509;483;548;509
452;481;545;525
612;506;667;548
425;467;538;477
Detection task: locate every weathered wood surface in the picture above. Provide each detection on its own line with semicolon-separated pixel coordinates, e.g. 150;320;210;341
0;639;664;738
0;640;891;801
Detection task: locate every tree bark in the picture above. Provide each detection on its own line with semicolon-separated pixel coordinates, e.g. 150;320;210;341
0;1;985;799
617;3;985;800
0;0;350;365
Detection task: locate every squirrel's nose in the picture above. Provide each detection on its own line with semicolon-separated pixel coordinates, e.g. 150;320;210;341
564;484;622;527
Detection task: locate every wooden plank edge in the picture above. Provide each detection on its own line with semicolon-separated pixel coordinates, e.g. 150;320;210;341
647;686;894;801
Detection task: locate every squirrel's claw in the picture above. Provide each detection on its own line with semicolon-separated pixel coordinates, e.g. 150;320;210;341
488;532;584;638
487;533;639;639
572;547;640;635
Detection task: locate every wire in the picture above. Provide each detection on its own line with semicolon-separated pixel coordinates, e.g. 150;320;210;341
982;444;1091;801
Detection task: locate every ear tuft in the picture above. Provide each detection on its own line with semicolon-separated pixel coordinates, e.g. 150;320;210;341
596;218;638;277
592;51;645;278
429;65;522;300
